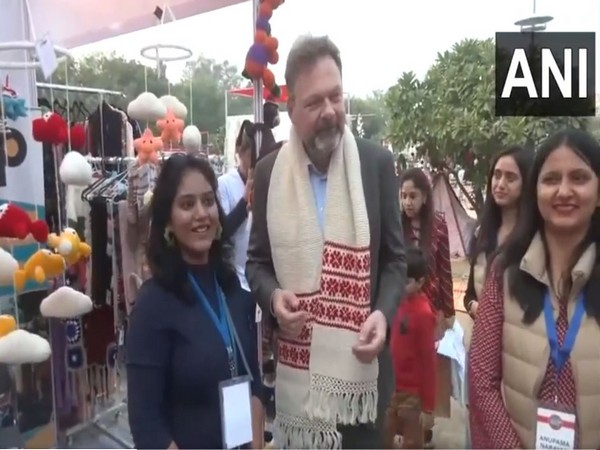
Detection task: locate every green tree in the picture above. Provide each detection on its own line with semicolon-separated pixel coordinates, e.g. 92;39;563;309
349;91;387;141
386;38;589;212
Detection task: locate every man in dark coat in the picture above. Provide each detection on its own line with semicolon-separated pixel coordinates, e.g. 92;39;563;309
246;34;406;449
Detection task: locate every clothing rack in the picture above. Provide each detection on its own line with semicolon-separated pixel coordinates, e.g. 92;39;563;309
65;401;132;448
86;154;178;165
36;82;126;97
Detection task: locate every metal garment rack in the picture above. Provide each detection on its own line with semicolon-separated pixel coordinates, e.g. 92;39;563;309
33;83;131;448
36;82;126;97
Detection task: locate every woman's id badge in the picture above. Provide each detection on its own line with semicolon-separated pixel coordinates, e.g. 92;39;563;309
219;375;253;449
535;403;576;449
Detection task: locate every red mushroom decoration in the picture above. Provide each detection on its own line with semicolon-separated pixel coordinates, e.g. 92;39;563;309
242;0;284;98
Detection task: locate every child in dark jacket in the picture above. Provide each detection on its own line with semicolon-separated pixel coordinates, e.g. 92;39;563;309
384;246;437;449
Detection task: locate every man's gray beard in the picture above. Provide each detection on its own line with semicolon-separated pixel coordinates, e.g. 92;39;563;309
313;128;342;156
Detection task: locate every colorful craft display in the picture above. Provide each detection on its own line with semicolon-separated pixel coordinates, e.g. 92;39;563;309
242;0;285;98
40;286;93;319
47;227;92;266
14;249;66;292
0;248;18;286
0;329;51;364
0;202;49;243
32;111;67;144
32;112;86;149
1;77;27;121
156;108;184;146
159;95;187;120
182;125;202;152
127;91;167;122
59;151;93;186
135;128;163;164
0;315;16;337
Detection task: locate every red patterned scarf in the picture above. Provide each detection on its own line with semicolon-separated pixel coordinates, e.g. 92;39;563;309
266;126;377;449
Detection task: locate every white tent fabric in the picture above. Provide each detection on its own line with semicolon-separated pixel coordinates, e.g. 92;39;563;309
430;173;477;259
30;0;247;48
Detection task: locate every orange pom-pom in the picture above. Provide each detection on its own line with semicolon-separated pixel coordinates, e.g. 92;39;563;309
268;51;279;65
258;2;273;19
245;60;265;80
262;69;275;89
264;37;279;54
266;0;282;10
254;29;268;44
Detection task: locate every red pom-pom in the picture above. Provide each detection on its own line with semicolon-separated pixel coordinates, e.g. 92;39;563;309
69;124;86;150
29;219;49;243
264;37;278;54
262;69;275;90
0;203;48;243
45;113;68;145
32;117;50;142
245;60;265;80
268;51;279;65
266;0;283;10
258;2;272;19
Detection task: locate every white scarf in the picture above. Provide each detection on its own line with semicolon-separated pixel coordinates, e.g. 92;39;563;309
267;126;378;449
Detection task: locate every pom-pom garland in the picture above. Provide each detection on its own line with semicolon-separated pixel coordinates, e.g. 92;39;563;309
242;0;285;99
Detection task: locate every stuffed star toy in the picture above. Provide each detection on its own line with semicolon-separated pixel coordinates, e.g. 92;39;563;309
156;109;184;146
135;128;163;164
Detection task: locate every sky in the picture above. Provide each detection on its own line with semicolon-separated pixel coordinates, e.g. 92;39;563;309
71;0;600;98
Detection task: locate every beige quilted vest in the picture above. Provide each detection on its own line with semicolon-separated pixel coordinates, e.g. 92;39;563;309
501;233;600;449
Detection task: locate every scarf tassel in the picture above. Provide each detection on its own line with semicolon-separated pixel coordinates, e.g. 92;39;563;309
274;417;342;450
307;387;378;425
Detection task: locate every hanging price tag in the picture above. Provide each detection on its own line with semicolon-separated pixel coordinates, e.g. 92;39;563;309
35;34;58;80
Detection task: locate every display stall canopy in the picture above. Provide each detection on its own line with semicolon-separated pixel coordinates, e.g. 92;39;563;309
230;85;288;103
30;0;247;48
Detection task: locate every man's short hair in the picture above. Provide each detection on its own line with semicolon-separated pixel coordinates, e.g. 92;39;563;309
406;246;428;280
285;35;342;96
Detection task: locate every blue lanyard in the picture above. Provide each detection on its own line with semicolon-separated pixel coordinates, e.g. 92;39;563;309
543;291;585;391
187;273;237;377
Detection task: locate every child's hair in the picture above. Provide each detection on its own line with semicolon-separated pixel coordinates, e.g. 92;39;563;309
406;246;428;280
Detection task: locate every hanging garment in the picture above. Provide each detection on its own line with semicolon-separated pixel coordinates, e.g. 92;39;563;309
118;200;138;314
126;162;158;278
87;102;126;157
82;304;116;400
89;199;111;305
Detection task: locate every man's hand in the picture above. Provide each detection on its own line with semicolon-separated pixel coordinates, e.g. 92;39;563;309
352;310;387;364
419;412;434;430
468;301;479;319
272;289;309;339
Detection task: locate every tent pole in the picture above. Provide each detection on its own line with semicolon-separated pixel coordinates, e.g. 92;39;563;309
250;0;265;443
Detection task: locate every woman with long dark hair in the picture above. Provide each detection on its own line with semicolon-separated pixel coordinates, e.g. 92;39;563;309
468;129;600;449
463;146;534;318
399;167;454;448
461;146;533;449
126;154;264;449
400;168;455;323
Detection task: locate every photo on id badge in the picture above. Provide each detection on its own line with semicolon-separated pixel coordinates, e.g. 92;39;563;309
219;375;253;449
535;402;576;450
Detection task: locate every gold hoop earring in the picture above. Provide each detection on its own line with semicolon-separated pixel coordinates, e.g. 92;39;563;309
164;228;175;246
